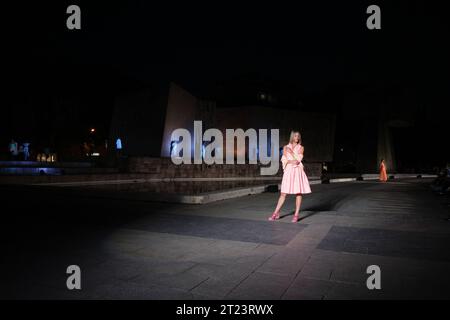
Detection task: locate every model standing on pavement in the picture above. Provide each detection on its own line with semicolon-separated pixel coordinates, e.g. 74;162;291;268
379;159;388;182
269;131;312;223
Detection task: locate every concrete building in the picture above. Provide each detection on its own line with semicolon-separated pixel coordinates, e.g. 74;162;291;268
335;86;426;174
109;82;336;177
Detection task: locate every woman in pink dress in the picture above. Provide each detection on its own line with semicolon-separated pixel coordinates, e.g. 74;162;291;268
269;131;312;223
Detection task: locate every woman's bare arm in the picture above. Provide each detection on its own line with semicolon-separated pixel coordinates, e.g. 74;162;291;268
284;146;299;164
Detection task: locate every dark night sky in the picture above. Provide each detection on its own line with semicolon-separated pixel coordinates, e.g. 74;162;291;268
3;1;450;153
6;1;449;91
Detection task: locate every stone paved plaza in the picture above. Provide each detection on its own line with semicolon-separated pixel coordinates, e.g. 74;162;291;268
1;178;450;299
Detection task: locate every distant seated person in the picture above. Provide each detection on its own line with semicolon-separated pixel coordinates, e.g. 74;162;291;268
9;139;18;160
22;143;30;161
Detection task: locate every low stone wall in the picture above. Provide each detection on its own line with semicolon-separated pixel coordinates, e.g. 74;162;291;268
304;163;322;178
0;157;323;184
127;157;322;179
0;173;145;185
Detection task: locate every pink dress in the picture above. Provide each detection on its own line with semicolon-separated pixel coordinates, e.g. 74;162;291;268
280;143;312;194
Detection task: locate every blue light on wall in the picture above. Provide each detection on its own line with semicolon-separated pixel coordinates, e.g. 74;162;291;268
116;138;123;150
170;141;177;156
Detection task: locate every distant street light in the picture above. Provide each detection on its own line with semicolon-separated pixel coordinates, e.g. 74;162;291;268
90;128;96;133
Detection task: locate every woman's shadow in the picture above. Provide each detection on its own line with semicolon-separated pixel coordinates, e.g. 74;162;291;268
280;196;345;221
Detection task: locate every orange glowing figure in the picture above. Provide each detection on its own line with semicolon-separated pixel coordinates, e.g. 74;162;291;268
379;159;388;182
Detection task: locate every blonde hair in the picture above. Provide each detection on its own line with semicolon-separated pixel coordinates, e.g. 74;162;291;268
289;131;301;144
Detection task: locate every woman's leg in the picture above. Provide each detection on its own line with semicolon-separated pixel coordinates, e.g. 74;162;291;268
269;193;286;220
292;194;302;222
295;194;302;215
274;193;287;213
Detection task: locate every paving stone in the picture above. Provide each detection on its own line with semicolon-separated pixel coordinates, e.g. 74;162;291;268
257;248;311;276
97;281;195;300
129;267;208;291
324;282;384;300
2;179;450;299
318;226;450;262
124;213;306;245
226;272;292;300
282;276;334;300
189;263;254;298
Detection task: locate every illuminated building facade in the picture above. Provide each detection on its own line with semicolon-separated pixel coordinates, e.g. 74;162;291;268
109;82;336;176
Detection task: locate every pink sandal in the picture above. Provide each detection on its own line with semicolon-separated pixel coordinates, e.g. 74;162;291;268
292;214;299;223
268;212;280;221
